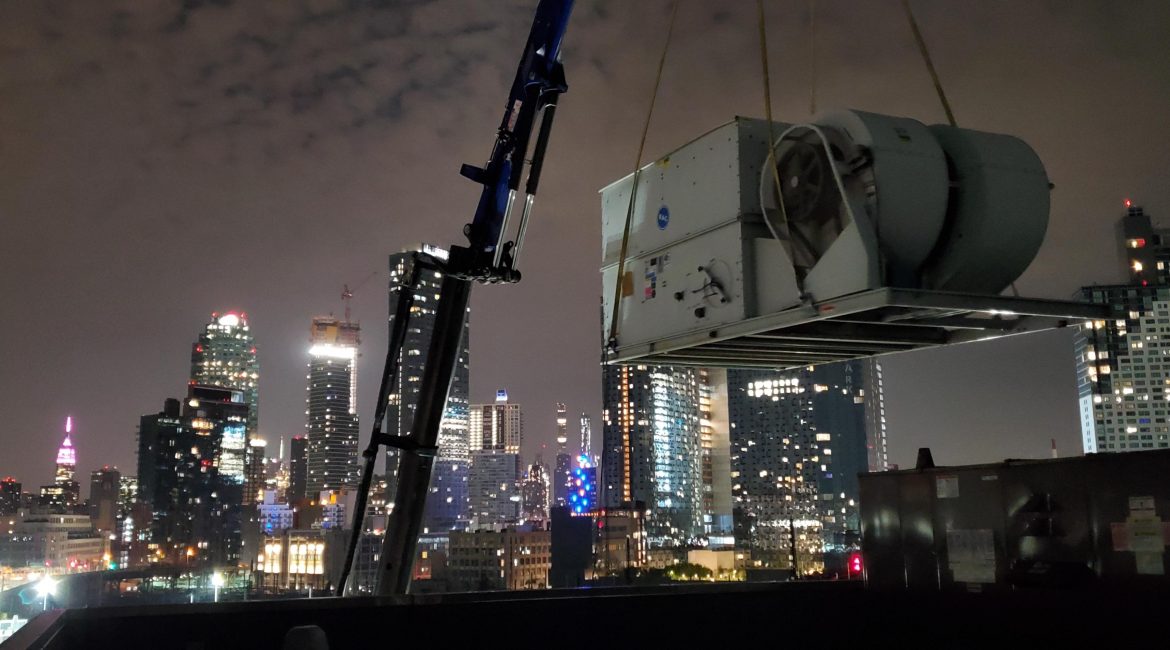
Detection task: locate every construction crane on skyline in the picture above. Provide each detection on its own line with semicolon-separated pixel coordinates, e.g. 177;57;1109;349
340;270;379;323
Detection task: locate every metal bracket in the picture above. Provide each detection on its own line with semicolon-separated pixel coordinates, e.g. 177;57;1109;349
369;433;439;459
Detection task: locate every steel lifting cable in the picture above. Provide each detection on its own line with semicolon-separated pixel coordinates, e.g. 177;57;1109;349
605;0;682;351
757;0;795;253
901;0;1020;296
808;0;817;116
900;0;956;127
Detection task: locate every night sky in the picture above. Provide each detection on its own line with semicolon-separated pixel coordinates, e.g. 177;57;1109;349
2;1;1168;492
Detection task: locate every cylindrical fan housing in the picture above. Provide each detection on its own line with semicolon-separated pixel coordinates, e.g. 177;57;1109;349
920;125;1050;294
815;109;951;284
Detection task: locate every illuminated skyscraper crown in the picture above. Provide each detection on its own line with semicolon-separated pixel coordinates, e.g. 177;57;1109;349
56;436;76;466
57;417;76;467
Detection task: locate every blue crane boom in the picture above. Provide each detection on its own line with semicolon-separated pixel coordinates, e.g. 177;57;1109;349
336;0;574;597
458;0;573;282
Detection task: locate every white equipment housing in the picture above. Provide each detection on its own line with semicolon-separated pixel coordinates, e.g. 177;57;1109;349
601;110;1105;368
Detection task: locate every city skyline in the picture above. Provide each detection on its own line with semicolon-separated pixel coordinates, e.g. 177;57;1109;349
7;3;1170;639
4;1;1170;486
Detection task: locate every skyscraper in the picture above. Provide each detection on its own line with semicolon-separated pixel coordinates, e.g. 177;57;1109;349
305;316;361;493
467;392;524;531
520;460;550;525
137;397;239;565
701;369;733;536
602;365;705;548
245;437;268;504
726;359;887;573
386;246;470;532
469;391;523;453
468;450;521;530
41;417;80;510
555;403;568;448
579;413;593;460
190;312;260;439
184;384;249;560
115;474;141;568
89;466;121;534
553;403;571;509
289;434;308;503
566;455;597;515
1076;203;1170;453
187;384;250;487
0;477;20;515
56;418;77;485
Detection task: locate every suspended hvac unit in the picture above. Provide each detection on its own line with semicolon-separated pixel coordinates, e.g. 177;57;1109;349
600;110;1107;368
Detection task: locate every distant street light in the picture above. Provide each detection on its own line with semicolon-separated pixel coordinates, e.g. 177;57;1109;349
35;576;57;611
211;572;224;603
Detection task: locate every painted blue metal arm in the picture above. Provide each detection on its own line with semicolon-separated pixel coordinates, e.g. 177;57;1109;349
456;0;573;282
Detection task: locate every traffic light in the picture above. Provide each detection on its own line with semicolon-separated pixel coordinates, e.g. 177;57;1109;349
848;552;863;578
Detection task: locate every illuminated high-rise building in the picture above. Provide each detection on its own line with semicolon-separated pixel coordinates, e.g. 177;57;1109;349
601;365;705;548
1076;203;1170;454
41;417;81;510
137;396;243;565
700;370;733;536
579;413;593;460
520;460;550;525
566;455;597;515
466;392;524;531
552;403;571;509
386;245;470;532
305;316;361;493
0;477;20;515
115;474;141;567
186;384;249;486
553;452;571;509
263;437;291;497
555;403;569;448
245;437;268;504
468;450;521;530
726;359;887;574
470;391;523;453
56;417;77;484
184;384;248;559
190;312;260;439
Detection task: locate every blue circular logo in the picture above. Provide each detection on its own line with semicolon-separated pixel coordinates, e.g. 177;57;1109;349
657;205;670;230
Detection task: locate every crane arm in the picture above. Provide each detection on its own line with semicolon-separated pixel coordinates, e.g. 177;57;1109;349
338;0;574;597
455;0;573;282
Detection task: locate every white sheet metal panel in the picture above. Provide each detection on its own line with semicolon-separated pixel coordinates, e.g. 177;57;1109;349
602;223;754;351
600;118;786;267
601;118;795;351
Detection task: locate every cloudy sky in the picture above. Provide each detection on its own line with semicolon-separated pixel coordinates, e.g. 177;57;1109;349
2;1;1168;489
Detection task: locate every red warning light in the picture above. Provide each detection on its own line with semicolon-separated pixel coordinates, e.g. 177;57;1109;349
848;552;863;577
1125;199;1133;208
